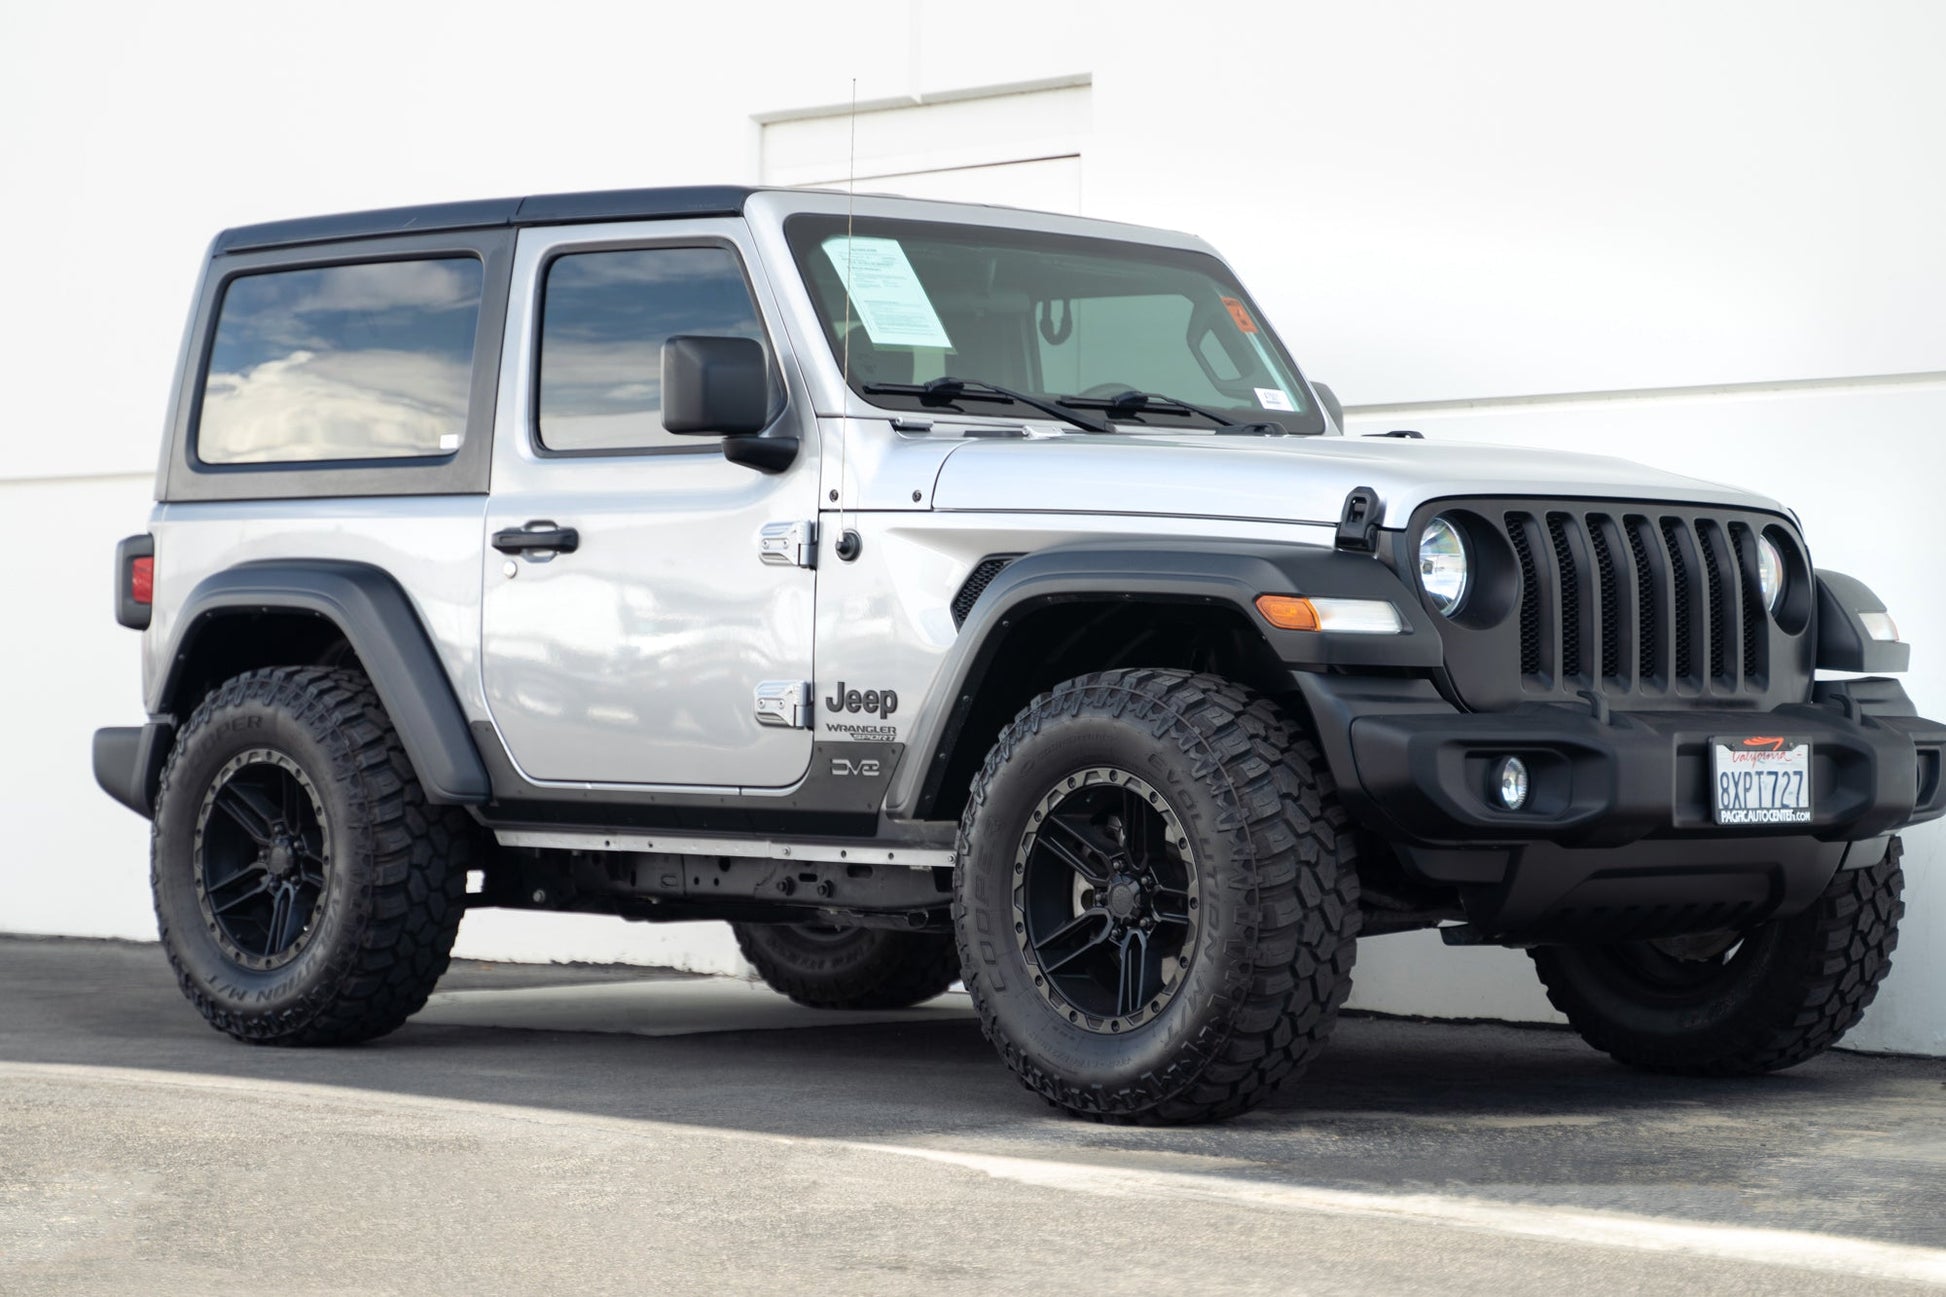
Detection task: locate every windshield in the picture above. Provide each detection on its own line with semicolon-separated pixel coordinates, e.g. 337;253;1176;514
785;215;1325;434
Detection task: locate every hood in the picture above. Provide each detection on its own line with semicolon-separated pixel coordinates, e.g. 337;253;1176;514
928;433;1787;528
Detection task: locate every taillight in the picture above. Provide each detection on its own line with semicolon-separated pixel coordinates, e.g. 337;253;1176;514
116;534;155;630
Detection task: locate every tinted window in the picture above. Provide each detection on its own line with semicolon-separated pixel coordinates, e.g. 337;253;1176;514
198;258;482;464
538;246;767;452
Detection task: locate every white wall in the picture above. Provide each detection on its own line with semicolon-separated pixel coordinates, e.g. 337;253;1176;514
3;1;1942;1047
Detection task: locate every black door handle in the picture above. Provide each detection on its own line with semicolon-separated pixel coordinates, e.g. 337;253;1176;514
493;522;580;555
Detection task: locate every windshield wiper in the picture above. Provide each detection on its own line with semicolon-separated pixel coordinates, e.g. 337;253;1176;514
862;377;1114;434
1058;389;1297;436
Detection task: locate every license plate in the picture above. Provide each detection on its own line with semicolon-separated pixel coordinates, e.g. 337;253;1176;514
1711;737;1812;825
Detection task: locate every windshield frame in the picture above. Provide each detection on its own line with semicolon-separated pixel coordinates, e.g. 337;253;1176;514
782;213;1327;437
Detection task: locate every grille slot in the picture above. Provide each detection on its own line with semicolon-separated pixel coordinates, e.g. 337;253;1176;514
1626;516;1659;681
1507;515;1543;676
1588;516;1620;681
1660;518;1695;682
950;555;1021;628
1696;521;1730;682
1546;514;1583;680
1730;524;1763;680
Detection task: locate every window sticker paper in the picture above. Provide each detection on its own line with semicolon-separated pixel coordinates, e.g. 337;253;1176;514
1255;387;1295;412
1221;296;1259;334
821;236;954;349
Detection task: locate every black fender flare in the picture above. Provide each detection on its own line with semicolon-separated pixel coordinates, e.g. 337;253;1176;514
156;559;491;804
1815;570;1910;674
888;539;1442;819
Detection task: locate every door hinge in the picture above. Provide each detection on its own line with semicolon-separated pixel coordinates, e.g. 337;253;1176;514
758;520;818;569
754;680;813;729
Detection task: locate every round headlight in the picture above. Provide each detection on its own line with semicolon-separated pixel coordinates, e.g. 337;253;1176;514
1419;516;1470;615
1757;536;1785;613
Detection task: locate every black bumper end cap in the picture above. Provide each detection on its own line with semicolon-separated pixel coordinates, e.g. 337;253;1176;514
93;722;172;819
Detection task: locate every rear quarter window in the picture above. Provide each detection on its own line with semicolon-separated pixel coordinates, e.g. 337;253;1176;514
196;258;484;465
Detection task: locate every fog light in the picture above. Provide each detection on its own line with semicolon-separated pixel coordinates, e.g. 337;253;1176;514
1492;756;1530;811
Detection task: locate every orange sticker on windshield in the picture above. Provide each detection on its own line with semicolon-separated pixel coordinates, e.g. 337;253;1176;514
1222;297;1259;334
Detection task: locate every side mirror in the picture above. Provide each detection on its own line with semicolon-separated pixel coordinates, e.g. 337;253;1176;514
1311;380;1345;431
662;335;798;472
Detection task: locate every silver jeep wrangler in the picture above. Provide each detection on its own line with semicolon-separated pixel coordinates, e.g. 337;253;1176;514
95;187;1945;1123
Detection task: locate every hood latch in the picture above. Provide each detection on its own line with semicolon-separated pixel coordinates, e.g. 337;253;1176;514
1335;485;1382;552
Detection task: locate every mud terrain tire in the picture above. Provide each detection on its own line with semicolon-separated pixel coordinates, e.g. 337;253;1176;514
954;669;1360;1124
732;924;960;1009
151;667;473;1045
1530;840;1904;1074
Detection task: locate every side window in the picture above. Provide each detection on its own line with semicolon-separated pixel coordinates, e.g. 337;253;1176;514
198;258;483;465
537;246;768;453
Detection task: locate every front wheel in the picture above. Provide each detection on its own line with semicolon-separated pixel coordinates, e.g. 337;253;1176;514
1530;840;1905;1074
954;669;1360;1124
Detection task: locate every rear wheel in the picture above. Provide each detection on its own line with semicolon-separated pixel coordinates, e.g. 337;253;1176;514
151;667;474;1045
732;923;960;1009
955;669;1360;1124
1530;841;1904;1074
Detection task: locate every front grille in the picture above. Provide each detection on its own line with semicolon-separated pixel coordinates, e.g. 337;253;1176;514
1434;501;1805;710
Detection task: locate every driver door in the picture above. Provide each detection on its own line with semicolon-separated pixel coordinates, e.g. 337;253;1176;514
479;220;819;789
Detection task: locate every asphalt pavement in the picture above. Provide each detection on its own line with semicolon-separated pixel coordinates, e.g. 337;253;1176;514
2;934;1943;1295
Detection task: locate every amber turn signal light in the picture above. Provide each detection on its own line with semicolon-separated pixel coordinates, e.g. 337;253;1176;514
1254;594;1320;631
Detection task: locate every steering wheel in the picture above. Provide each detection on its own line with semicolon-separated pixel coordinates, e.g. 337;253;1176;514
1079;382;1140;400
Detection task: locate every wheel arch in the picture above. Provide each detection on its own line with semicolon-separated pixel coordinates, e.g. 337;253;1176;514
154;560;491;804
891;540;1441;823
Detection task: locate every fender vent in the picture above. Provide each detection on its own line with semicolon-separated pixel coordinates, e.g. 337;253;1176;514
951;555;1022;628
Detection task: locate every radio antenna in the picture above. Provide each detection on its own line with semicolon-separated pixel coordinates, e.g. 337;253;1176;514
833;77;862;562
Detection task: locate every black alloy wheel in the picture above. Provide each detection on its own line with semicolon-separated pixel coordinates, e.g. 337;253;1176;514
1015;767;1200;1032
194;749;332;971
954;669;1362;1123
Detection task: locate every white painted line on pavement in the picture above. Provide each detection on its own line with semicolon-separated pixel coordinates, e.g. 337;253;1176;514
4;1061;1941;1288
869;1144;1946;1287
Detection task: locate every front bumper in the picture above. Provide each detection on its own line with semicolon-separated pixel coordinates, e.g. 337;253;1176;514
1298;674;1945;938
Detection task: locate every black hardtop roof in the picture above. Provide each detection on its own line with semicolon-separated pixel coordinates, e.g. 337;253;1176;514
212;185;763;255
